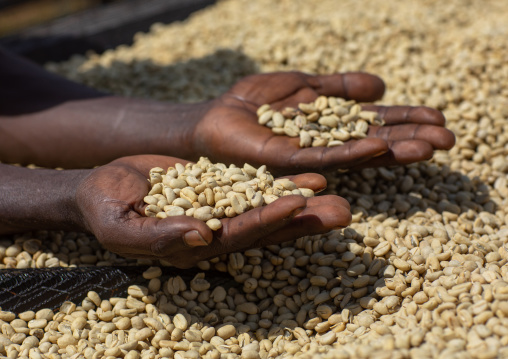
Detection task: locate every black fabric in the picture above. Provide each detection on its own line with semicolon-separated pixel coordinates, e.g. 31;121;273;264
0;266;236;313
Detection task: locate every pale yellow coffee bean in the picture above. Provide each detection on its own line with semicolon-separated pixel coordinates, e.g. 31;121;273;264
341;113;358;123
232;181;250;193
149;172;162;185
299;188;314;198
185;175;201;188
70;317;87;331
206;218;222;231
217;324;236;339
272;112;285;128
300;130;312;147
180;187;198;202
215;198;231;208
355;119;369;134
250;192;264;207
318;331;337;345
294;114;307;128
143;195;158;205
256;104;271;117
142;266;162;279
163;186;177;203
359;111;379;122
315;95;328;111
327;140;344;147
333;105;349;116
275;178;297;191
194;206;214;221
164;205;185;216
135;327;153;341
174;314;188;331
57;333;77;347
145;204;162;217
172;198;192;209
263;194;279;204
318;115;339;128
312;137;329;147
258;110;274;125
351;130;367;139
128;285;148;298
298;103;317;114
231;194;248;215
283;123;300;137
27;319;47;330
35;308;54;321
331;128;351;141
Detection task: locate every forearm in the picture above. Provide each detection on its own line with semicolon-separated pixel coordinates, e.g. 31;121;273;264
0;164;88;234
0;96;206;168
0;46;208;168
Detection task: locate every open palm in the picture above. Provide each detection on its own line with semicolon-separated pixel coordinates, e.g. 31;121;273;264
192;71;455;174
76;155;351;268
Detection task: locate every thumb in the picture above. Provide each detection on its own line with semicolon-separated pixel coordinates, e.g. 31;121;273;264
101;214;213;258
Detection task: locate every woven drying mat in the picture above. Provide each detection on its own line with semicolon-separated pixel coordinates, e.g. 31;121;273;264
0;266;237;314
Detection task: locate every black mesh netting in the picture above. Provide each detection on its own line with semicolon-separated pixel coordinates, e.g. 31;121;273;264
0;266;236;313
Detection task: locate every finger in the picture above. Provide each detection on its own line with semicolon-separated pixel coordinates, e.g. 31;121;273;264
361;105;447;126
293;197;352;228
100;214;213;258
305;194;351;211
282;173;328;192
204;195;307;256
309;72;386;102
111;155;192;175
369;124;456;150
274;137;388;172
350;140;435;168
253;200;352;248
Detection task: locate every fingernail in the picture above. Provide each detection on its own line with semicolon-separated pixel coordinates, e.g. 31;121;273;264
315;187;327;193
184;230;208;247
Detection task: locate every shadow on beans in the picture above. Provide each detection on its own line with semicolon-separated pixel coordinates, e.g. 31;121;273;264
49;48;260;104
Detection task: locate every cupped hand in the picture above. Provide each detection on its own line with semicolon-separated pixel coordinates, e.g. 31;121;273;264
75;155;351;268
192;71;455;174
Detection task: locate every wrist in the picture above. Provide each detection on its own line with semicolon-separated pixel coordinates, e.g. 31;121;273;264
112;96;213;161
0;164;90;234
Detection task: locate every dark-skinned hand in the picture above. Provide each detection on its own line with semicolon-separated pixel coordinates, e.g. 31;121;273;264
75;155;351;268
0;46;455;171
191;71;456;174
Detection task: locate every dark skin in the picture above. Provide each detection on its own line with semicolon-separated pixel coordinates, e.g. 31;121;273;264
194;72;455;174
0;47;455;172
0;47;455;267
0;156;350;269
76;156;351;268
